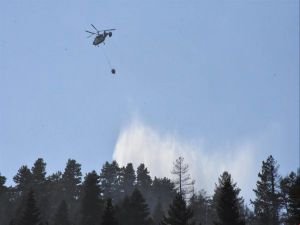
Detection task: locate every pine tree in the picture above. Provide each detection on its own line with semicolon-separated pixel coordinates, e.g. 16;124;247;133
136;164;152;195
171;157;194;197
189;190;213;225
44;171;65;223
62;159;82;201
117;188;152;225
31;158;51;222
119;163;136;197
13;165;33;194
251;155;281;225
18;190;42;225
80;171;103;225
116;196;131;225
129;188;152;225
101;198;118;225
12;166;34;224
0;174;12;225
213;171;245;225
161;192;194;225
100;161;121;202
0;173;6;196
284;172;300;225
280;171;296;223
151;177;176;213
31;158;47;186
53;200;71;225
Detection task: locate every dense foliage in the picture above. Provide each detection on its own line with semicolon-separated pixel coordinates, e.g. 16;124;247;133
213;172;245;225
0;155;298;225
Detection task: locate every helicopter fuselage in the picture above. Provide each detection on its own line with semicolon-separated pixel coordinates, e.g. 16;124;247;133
93;33;110;46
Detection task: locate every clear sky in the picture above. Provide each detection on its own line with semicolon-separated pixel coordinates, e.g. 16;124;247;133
0;1;299;203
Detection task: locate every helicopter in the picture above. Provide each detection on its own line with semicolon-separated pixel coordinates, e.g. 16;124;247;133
86;24;116;46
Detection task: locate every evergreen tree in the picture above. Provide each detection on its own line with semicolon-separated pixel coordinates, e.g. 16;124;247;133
283;172;300;225
60;159;82;222
18;190;42;225
13;165;33;193
119;163;136;197
171;157;195;197
161;192;194;225
213;171;245;225
129;188;152;225
116;196;131;225
0;173;6;196
151;177;176;211
251;155;281;225
31;158;47;186
80;171;103;225
12;166;34;224
62;159;82;201
46;171;63;219
136;164;152;197
100;161;121;202
53;200;71;225
31;158;50;222
0;174;12;225
117;188;152;225
280;171;296;223
189;190;213;225
101;198;118;225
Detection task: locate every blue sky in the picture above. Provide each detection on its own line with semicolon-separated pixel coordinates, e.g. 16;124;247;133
0;1;299;202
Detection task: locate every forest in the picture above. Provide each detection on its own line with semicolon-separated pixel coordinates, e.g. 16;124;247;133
0;155;299;225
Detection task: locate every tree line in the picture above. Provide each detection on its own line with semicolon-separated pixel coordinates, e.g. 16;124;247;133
0;155;299;225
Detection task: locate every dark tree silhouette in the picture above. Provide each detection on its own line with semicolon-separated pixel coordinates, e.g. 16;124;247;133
62;159;82;201
214;171;245;225
45;171;65;223
100;161;121;202
101;198;118;225
12;166;35;224
18;190;42;225
116;196;131;225
130;188;152;225
189;190;213;225
282;172;300;225
119;163;136;197
80;170;103;225
53;200;71;225
251;155;281;225
0;173;6;195
31;158;47;186
31;158;50;222
161;192;194;225
118;188;152;225
13;165;32;194
136;164;152;197
0;157;295;225
151;177;176;211
0;174;12;225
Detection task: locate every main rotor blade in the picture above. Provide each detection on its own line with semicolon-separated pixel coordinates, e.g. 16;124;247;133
91;24;99;32
98;29;116;32
87;33;94;38
85;30;96;35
